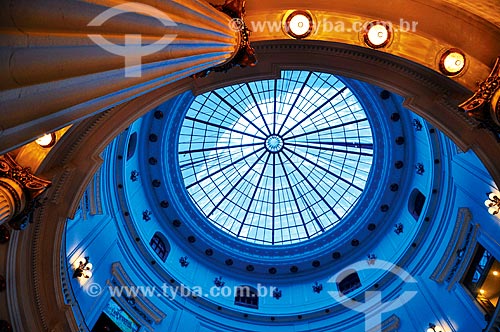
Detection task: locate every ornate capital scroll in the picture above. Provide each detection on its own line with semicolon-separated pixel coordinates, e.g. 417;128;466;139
459;57;500;140
0;154;51;230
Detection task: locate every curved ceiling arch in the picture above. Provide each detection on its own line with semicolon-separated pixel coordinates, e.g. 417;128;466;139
8;30;500;332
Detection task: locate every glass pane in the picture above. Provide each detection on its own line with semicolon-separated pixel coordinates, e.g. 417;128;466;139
178;71;374;245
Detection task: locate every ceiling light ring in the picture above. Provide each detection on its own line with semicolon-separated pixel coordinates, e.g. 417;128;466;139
438;48;467;77
362;20;393;49
35;132;57;148
284;10;314;39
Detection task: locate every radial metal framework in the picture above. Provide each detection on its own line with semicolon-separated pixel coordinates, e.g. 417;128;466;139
178;71;374;245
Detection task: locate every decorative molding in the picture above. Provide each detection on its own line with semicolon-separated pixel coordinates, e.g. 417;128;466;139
367;253;377;265
179;256;189;268
394;223;404;235
272;288;282;300
130;170;139;182
142;210;152;222
445;224;475;283
48;166;74;205
254;41;448;92
446;224;480;291
31;201;51;331
56;110;113;167
78;166;104;219
459;56;500;140
430;208;475;285
213;276;225;288
312;282;323;294
455;145;465;154
415;163;425;175
367;314;400;332
110;262;167;328
0;155;51;197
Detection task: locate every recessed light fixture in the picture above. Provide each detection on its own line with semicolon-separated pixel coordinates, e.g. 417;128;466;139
439;49;466;76
35;132;56;148
284;11;313;39
363;21;392;48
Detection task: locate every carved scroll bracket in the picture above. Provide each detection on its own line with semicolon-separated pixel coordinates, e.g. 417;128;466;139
0;154;51;230
459;56;500;140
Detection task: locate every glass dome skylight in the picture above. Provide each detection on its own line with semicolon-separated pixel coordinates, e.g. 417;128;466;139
178;71;374;245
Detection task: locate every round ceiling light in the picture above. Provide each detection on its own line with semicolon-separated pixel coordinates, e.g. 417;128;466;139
363;21;392;49
284;11;313;39
439;49;466;76
35;132;56;148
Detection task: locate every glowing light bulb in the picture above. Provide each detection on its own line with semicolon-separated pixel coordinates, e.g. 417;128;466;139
364;22;391;48
35;133;56;148
440;49;466;76
285;11;313;39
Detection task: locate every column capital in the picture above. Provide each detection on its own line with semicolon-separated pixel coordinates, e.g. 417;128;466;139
459;56;500;140
194;0;257;78
0;154;51;229
0;155;51;198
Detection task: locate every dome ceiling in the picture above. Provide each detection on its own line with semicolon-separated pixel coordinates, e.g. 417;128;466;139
178;70;374;246
117;67;432;280
104;67;443;319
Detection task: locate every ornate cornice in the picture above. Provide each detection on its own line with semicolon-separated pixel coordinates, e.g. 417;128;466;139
459;56;500;140
55;109;112;167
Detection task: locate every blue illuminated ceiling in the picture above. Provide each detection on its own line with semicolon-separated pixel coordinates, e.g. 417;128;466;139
178;71;374;245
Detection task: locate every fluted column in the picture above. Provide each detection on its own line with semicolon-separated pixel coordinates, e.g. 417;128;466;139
0;0;243;153
0;178;25;226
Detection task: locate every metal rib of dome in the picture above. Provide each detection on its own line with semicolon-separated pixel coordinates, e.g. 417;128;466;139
178;70;374;245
